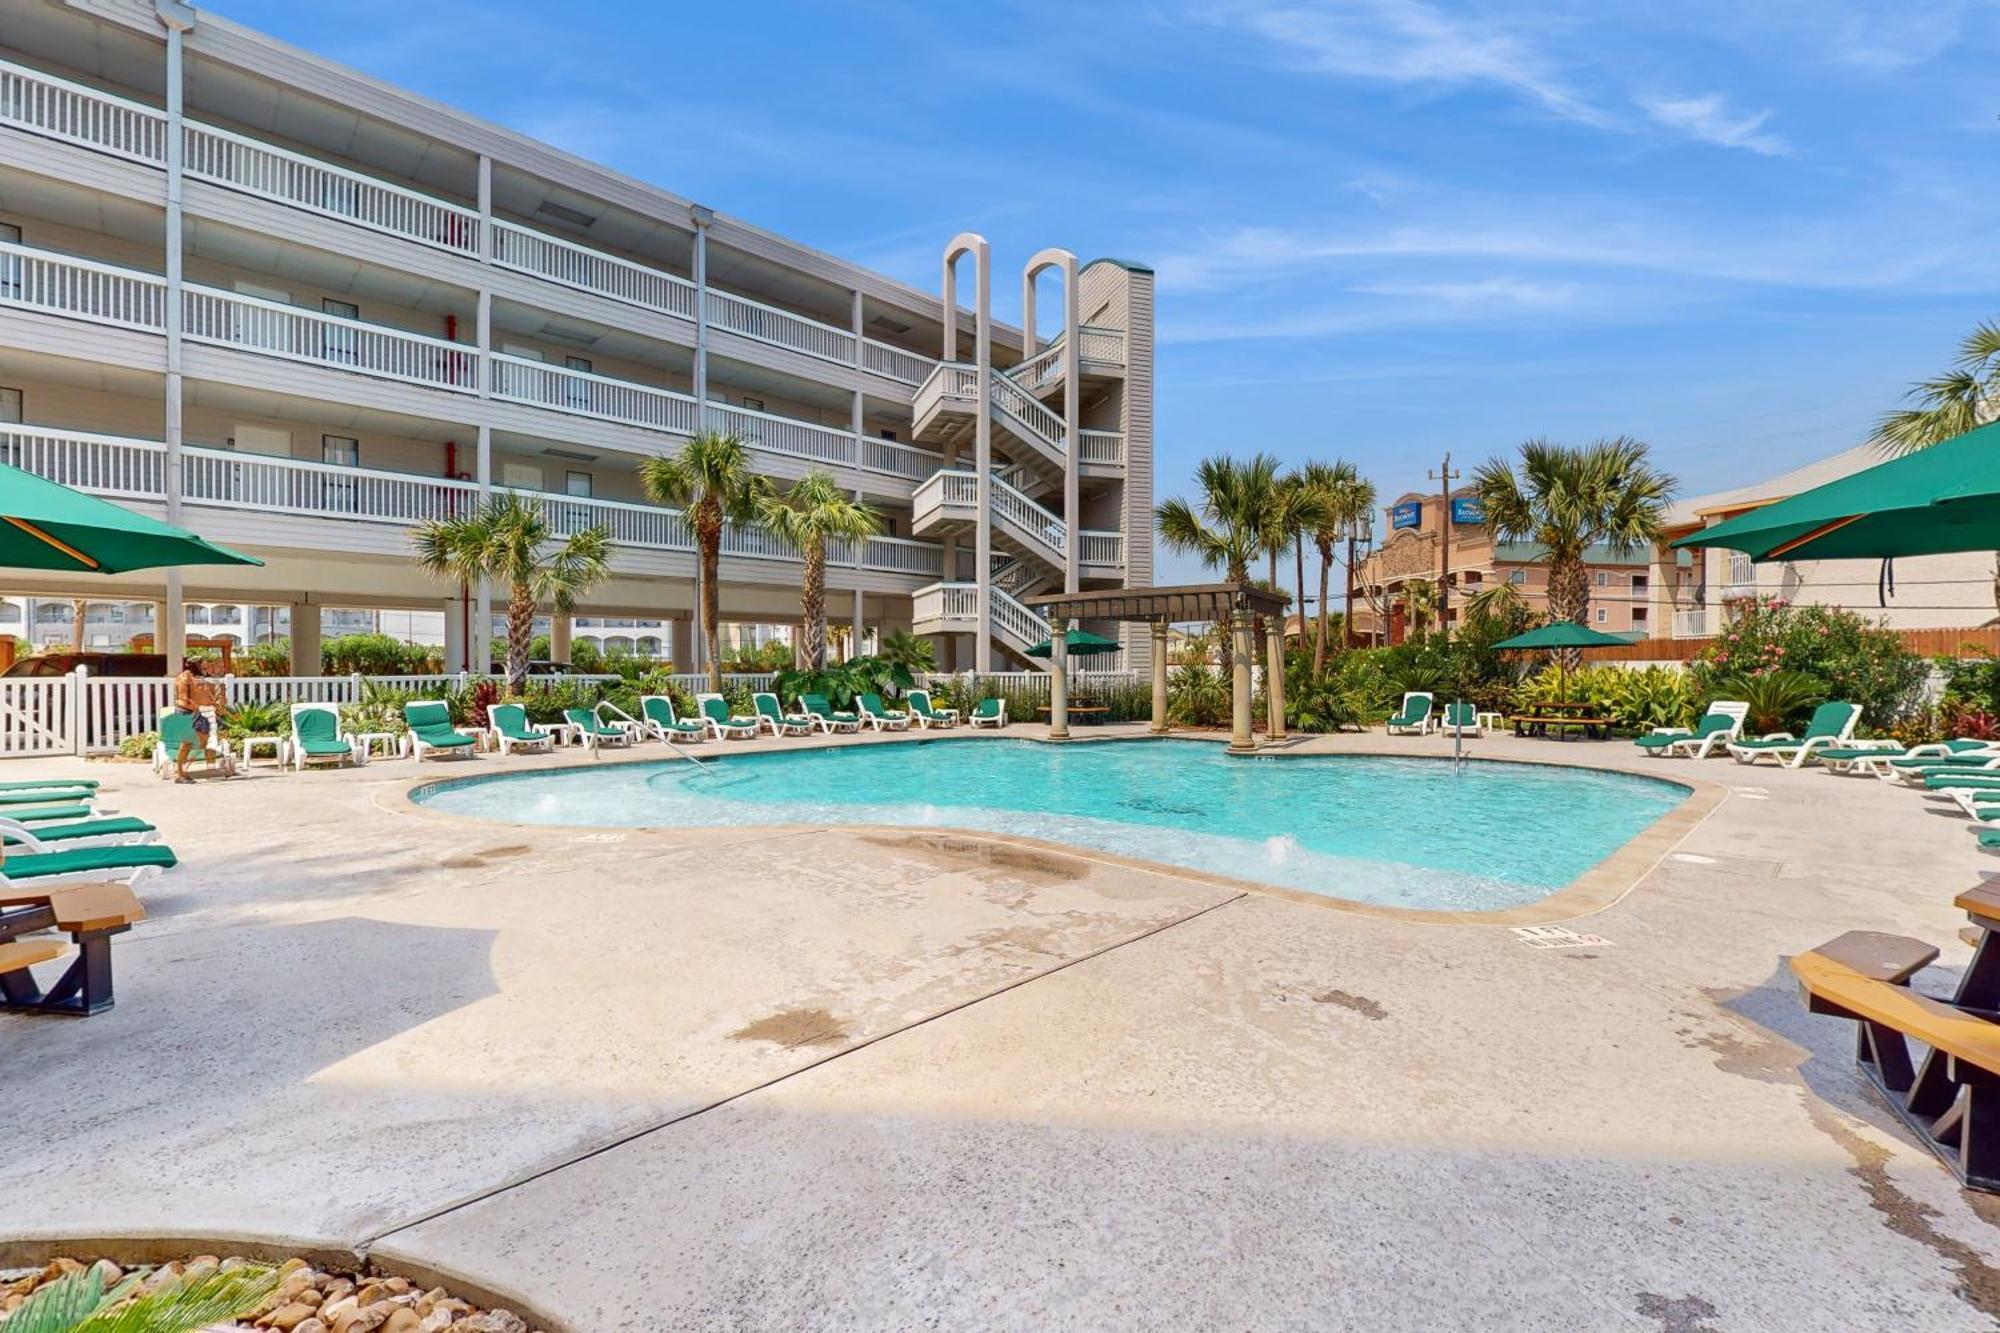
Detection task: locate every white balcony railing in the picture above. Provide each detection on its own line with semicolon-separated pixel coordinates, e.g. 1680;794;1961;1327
0;424;942;578
704;401;851;468
183;122;480;255
989;368;1067;457
490;221;698;320
992;586;1050;646
1077;325;1126;365
1079;430;1125;465
1079;531;1124;567
910;582;1050;650
0;58;940;386
0;240;167;331
185;286;480;392
1672;608;1715;638
490;353;696;433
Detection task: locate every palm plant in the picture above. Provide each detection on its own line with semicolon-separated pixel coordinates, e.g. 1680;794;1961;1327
1401;578;1438;640
413;491;610;692
877;629;936;675
1462;580;1527;627
1874;321;2000;610
1158;453;1285;668
8;1262;279;1332
639;431;770;693
1713;669;1825;734
1272;468;1332;652
1474;438;1673;661
1297;460;1373;672
756;470;881;671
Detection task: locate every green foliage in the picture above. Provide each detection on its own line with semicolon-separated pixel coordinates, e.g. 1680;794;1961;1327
773;654;913;709
514;677;609;726
223;699;292;736
7;1261;279;1332
876;630;936;676
566;638;606;672
1515;664;1698;731
238;637;294;677
1710;668;1826;734
321;633;439;676
1167;664;1230;726
1691;597;1928;726
722;639;795;673
116;731;157;759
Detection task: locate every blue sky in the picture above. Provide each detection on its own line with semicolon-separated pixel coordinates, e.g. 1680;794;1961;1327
224;0;2000;582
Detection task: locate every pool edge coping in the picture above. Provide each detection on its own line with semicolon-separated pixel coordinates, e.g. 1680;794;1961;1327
374;731;1726;927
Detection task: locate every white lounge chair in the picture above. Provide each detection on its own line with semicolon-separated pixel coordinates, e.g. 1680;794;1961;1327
289;701;361;771
696;693;759;740
906;690;958;728
639;695;707;744
1634;700;1748;760
968;697;1007;728
857;692;910;732
752;692;812;737
1438;702;1480;736
1385;692;1434;735
487;702;556;755
1726;701;1862;768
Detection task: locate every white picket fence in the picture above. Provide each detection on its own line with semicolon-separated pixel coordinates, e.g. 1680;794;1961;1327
917;670;1141;702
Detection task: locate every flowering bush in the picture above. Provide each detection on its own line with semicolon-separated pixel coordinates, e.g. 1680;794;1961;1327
1690;597;1927;727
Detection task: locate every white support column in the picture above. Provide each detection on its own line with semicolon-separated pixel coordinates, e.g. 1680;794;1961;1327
1048;614;1070;740
444;595;468;673
475;422;492;674
1150;620;1169;734
158;1;193;667
476;154;493;263
1266;621;1287;743
288;599;320;677
550;615;572;664
942;236;994;673
852;588;864;657
1229;610;1255;754
851;289;865;368
692;205;714;416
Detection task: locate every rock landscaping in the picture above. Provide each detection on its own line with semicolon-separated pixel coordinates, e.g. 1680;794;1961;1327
0;1255;547;1332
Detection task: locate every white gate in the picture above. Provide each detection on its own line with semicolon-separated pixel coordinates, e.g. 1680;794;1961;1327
0;675;77;756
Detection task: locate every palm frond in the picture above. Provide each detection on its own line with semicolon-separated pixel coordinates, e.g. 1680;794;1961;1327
9;1263;279;1333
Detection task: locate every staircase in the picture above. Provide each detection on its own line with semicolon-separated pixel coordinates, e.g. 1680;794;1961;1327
910;582;1052;667
911;362;1068;490
911;469;1068;589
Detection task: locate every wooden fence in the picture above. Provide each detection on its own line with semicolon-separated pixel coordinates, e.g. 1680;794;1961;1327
1580;625;2000;665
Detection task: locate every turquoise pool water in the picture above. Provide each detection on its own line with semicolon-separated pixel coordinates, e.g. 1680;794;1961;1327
411;739;1688;912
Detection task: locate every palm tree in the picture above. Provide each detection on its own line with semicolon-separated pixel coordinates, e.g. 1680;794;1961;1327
757;470;881;670
1474;438;1674;654
1462;580;1527;628
1873;321;2000;454
1272;469;1331;651
1158;453;1286;667
1401;577;1437;640
1296;460;1373;673
639;431;770;693
1874;321;2000;610
413;491;610;691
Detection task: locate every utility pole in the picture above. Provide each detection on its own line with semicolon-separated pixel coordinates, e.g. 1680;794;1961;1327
1428;452;1461;642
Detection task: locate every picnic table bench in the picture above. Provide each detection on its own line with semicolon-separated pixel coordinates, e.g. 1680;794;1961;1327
1035;703;1110;725
1794;919;2000;1190
1509;714;1612;740
0;881;146;1016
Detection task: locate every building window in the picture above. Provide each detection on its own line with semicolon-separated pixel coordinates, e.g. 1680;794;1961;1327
1632;607;1648;623
321;299;360;364
1595;607;1608;623
565;471;593;498
1726;551;1754;588
563;356;593;409
1507;570;1526;586
741;396;766;413
0;223;20;303
1593;571;1609;587
0;385;21;426
501;462;544;491
880;429;898;443
1632;574;1648;592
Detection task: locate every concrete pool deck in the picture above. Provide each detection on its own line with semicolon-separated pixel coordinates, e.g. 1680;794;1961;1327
4;727;1999;1329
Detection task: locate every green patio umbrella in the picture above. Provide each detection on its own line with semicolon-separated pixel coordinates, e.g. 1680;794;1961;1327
1493;620;1631;702
0;462;261;573
1670;419;2000;562
1027;626;1122;699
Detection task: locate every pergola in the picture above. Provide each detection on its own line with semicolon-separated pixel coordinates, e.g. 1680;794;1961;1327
1024;582;1291;752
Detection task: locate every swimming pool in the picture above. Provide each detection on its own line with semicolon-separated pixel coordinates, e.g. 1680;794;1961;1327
410;739;1689;912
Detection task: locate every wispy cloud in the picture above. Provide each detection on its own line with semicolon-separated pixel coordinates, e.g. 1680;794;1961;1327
1640;93;1790;155
1207;0;1607;125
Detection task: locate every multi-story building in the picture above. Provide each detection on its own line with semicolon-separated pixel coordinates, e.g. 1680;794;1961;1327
1656;444;1996;638
0;0;1154;677
1350;490;1673;641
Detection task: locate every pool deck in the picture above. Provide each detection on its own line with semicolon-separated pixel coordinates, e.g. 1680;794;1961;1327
6;725;2000;1330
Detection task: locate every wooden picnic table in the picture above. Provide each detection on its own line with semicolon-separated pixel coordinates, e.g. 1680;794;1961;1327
1510;713;1612;740
1036;703;1110;725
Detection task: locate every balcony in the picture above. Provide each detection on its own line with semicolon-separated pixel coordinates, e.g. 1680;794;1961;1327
1;241;946;484
0;57;941;387
0;423;945;581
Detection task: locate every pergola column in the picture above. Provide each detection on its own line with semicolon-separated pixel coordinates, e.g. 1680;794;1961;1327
1266;620;1287;742
1149;619;1169;734
1049;615;1070;740
1229;609;1255;753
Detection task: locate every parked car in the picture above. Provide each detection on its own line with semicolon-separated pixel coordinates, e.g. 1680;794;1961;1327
2;652;170;679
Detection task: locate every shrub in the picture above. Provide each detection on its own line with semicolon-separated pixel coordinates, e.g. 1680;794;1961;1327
116;730;157;759
240;637;294;677
1711;669;1825;734
224;698;292;736
1691;597;1926;727
322;632;440;676
1167;665;1229;727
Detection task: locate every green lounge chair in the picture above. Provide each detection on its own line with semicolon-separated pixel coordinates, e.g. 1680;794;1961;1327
800;693;861;734
1727;701;1862;768
857;692;910;732
1439;702;1479;736
1385;692;1433;736
152;708;231;779
0;840;177;886
563;707;633;754
0;815;158;850
906;690;958;729
968;697;1007;729
1634;701;1748;759
488;703;555;755
0;787;98;808
405;700;478;760
640;695;707;744
0;803;97;824
753;692;811;737
289;702;359;770
697;693;759;740
0;778;99;793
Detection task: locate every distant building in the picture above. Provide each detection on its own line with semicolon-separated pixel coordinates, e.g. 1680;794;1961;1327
1350;491;1673;642
1659;445;1998;637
